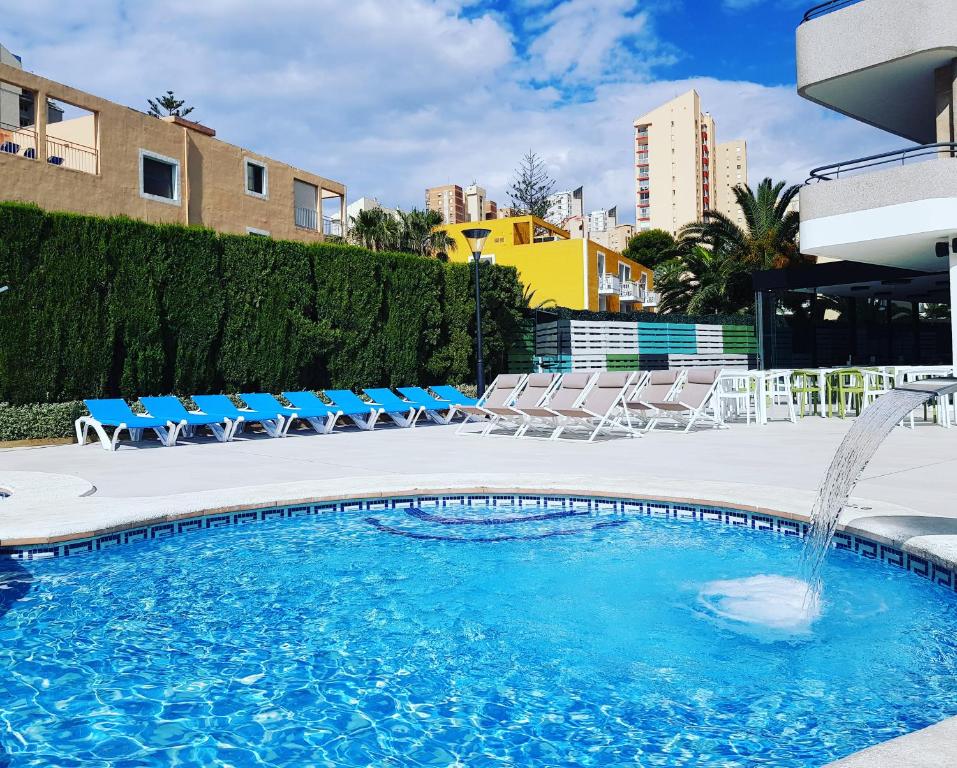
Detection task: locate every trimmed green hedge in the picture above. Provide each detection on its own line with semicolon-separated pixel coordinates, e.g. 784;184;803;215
0;401;84;441
0;203;524;404
533;307;755;326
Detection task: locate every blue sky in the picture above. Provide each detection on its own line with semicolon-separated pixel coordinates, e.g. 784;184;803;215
3;0;889;224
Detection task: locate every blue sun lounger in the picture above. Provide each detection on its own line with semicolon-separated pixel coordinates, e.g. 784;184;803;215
397;387;458;424
75;398;175;451
363;388;426;428
429;385;479;408
285;390;382;431
191;395;285;438
240;393;342;435
140;396;232;443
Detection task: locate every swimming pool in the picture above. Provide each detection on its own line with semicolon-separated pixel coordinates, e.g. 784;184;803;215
1;499;956;766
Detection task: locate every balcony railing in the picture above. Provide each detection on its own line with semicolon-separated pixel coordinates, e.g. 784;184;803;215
599;274;620;295
295;207;318;230
806;143;957;183
801;0;865;23
619;280;637;301
323;217;342;236
643;291;661;307
0;123;38;160
46;136;97;174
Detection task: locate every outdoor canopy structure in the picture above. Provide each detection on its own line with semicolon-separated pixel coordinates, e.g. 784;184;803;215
753;260;951;370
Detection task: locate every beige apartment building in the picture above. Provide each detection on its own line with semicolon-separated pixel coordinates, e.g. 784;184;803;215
425;184;467;224
0;60;345;241
426;182;499;224
633;90;748;235
714;139;749;226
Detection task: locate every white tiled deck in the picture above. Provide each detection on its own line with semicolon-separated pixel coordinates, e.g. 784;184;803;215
1;416;956;555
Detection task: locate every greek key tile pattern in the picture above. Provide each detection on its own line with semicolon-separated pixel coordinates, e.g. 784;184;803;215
1;494;952;595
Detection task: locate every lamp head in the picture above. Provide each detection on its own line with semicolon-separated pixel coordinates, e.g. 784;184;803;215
462;228;492;258
0;285;9;295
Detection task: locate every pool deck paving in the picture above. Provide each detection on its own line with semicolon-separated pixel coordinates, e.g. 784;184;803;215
1;414;956;766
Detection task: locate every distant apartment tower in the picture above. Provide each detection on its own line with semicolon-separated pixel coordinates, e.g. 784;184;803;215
588;208;611;233
425;184;467;224
546;187;585;237
587;206;635;252
634;90;748;235
464;184;487;222
426;182;498;223
714;139;749;226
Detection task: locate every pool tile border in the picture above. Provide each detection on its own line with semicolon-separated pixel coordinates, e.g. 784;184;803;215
1;492;954;596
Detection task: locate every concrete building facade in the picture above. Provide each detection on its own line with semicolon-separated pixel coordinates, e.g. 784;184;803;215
714;139;749;226
795;0;957;367
425;184;467;225
426;182;498;224
438;216;654;313
0;60;345;242
633;90;748;235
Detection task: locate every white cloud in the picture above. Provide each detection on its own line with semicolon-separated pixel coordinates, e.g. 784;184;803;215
2;0;892;224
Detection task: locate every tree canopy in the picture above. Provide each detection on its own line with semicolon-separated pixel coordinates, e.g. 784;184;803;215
621;229;676;271
147;91;195;118
508;151;556;219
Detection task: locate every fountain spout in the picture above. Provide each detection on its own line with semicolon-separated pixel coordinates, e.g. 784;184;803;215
895;377;957;397
801;377;957;594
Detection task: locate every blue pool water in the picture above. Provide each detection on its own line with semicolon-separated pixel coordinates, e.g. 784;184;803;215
2;503;957;766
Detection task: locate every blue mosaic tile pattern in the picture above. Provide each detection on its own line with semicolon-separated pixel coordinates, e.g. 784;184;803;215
1;493;953;596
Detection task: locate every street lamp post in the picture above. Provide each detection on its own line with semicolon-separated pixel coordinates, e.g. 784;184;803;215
461;228;492;394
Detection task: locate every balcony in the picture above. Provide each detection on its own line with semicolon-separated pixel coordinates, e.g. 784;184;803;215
797;0;957;143
642;291;660;308
619;280;638;302
599;274;621;295
800;143;957;270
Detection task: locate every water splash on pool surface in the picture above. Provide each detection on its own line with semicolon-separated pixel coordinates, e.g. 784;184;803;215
698;575;821;636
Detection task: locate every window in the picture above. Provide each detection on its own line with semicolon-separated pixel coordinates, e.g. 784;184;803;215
245;158;268;198
139;150;179;204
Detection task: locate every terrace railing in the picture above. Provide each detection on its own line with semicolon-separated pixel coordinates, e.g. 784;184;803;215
801;0;866;23
806;143;957;183
599;274;620;295
295;207;319;231
0;122;38;160
45;136;98;174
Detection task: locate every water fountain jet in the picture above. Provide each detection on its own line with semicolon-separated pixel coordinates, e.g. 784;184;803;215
801;377;957;595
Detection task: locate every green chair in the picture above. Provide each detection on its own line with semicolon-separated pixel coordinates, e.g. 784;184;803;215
827;368;865;418
791;370;821;417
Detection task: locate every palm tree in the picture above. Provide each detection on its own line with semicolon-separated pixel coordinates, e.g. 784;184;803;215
659;177;810;314
655;245;750;315
349;208;398;251
521;285;556;310
396;209;457;258
678;178;808;271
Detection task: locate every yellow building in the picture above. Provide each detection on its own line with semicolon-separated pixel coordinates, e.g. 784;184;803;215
439;216;655;313
0;59;345;242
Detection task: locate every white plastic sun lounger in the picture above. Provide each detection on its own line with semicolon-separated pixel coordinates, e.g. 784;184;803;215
623;369;684;430
510;372;597;438
479;373;559;436
454;373;527;435
550;371;638;442
645;367;724;432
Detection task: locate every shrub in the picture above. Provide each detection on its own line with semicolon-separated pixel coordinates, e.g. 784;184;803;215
0;401;85;441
